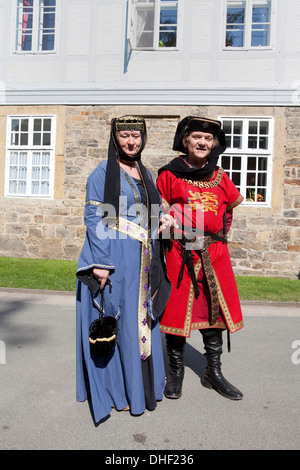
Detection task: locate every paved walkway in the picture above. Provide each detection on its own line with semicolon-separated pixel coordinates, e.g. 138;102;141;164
0;288;299;451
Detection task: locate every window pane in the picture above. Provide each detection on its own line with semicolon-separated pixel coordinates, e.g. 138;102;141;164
232;156;241;170
259;136;268;149
223;119;242;149
41;181;50;195
260;121;269;134
256;188;266;202
226;26;244;47
233;121;242;148
43;119;51;132
247;172;256;186
9;166;18;179
252;4;271;23
248;157;257;170
159;4;177;47
16;0;34;51
32;166;40;180
136;8;155;48
222;155;231;170
258;157;268;171
39;0;56;51
9;181;18;194
18;181;27;194
19;152;27;165
227;5;245;24
257;173;267;186
249;121;258;134
20;133;28;145
11;119;20;132
226;3;246;47
248;121;258;148
33;133;41;145
232;172;241;186
19;165;27;179
43;133;51;146
34;119;42;131
32;152;41;165
223;121;232;134
42;152;50;165
10;152;19;165
11;119;20;145
251;2;271;47
21;119;28;131
31;181;40;194
41;166;50;179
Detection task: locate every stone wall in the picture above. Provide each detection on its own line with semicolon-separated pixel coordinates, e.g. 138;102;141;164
0;104;299;279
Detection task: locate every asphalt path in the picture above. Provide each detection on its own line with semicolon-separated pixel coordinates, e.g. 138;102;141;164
0;288;299;452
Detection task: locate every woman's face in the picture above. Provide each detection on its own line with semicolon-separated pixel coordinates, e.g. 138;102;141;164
184;131;215;167
117;130;142;157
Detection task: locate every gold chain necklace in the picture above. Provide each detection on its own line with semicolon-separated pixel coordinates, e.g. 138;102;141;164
182;167;224;188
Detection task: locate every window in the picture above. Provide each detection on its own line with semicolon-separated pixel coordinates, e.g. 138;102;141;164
5;116;56;198
14;0;57;53
225;0;272;49
128;0;180;50
219;117;273;205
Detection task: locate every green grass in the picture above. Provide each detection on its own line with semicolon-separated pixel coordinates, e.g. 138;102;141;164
0;257;77;292
0;257;299;302
236;276;300;303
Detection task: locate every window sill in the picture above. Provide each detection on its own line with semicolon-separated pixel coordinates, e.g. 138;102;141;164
131;47;180;52
11;51;57;56
5;195;53;200
222;47;273;52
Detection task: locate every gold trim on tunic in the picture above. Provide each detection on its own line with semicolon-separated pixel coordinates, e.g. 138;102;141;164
160;259;244;336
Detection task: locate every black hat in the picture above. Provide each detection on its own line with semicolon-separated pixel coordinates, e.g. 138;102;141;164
173;116;227;154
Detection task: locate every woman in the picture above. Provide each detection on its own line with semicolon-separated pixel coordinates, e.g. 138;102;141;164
156;116;244;401
76;116;172;423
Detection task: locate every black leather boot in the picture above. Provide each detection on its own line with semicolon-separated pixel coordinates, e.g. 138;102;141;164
164;334;186;399
200;329;243;400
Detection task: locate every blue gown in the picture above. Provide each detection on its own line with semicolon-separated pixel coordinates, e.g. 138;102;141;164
76;161;165;423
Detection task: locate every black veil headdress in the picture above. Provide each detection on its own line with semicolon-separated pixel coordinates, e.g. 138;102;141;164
103;116;160;225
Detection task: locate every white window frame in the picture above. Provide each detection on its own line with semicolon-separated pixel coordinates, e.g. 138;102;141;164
218;116;274;206
12;0;59;54
5;115;56;199
223;0;275;50
128;0;182;51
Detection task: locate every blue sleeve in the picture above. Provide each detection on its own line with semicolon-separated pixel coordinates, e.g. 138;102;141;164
77;162;115;273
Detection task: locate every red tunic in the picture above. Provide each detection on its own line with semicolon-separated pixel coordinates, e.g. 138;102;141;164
156;162;244;337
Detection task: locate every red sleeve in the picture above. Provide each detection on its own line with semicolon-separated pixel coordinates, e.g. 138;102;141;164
226;209;233;232
222;171;244;210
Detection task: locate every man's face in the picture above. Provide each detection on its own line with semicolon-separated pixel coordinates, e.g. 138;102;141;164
185;131;215;166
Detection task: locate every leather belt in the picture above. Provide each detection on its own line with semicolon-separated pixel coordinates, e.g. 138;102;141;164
177;230;226;326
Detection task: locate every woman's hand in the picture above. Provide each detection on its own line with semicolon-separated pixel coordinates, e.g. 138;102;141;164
93;268;110;290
